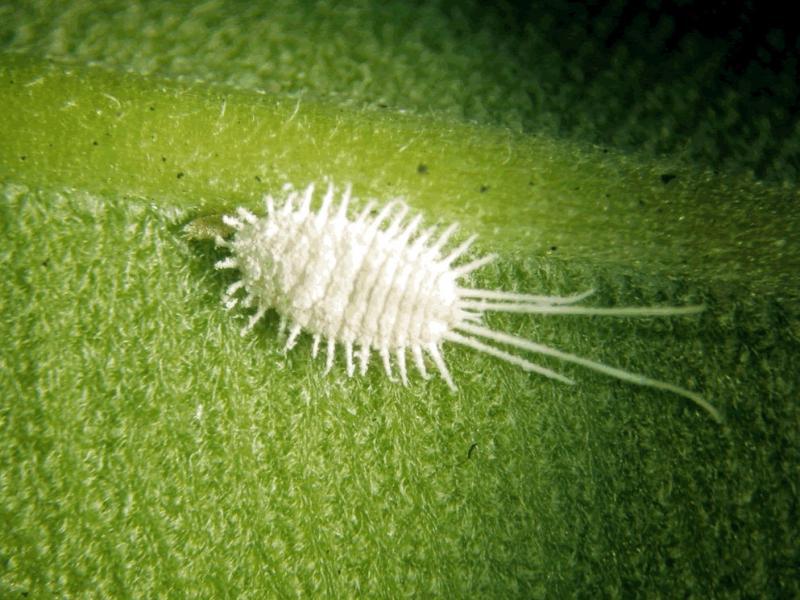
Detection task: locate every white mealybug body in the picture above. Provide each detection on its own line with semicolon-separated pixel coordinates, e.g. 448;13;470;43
214;183;720;422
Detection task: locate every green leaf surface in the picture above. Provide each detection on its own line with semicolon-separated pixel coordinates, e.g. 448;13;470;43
2;2;798;597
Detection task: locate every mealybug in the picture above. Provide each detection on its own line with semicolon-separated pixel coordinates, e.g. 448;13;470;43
212;183;720;422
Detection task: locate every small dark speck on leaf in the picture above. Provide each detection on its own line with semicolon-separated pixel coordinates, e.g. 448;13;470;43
660;173;677;184
177;172;185;179
468;443;478;459
255;175;262;182
479;185;489;193
92;140;98;146
161;156;167;162
549;245;558;252
417;163;428;175
149;106;155;111
20;155;26;161
41;259;49;267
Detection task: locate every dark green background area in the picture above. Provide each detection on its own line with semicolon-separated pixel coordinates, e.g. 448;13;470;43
1;1;798;597
3;0;798;182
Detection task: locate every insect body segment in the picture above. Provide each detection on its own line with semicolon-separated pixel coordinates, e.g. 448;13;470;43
215;183;720;422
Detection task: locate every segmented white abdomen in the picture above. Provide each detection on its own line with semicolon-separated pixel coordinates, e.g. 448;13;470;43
214;182;721;423
215;183;481;388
